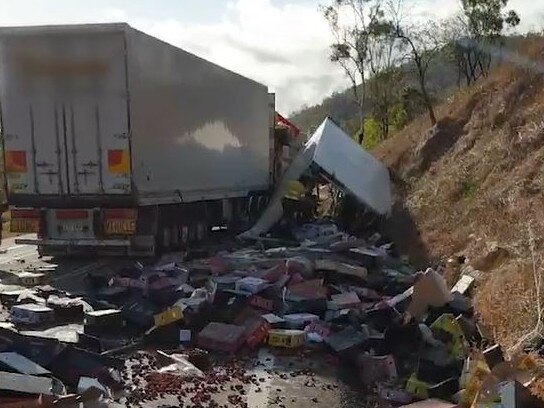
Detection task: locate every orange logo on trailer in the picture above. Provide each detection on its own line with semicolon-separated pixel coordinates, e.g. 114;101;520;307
4;151;27;173
108;150;129;174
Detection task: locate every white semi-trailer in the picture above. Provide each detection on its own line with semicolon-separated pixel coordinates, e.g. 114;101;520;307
0;23;273;256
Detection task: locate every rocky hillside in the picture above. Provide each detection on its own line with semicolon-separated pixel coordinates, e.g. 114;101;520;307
374;35;544;350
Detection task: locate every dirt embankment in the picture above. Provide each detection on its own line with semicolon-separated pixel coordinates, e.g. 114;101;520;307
375;36;544;350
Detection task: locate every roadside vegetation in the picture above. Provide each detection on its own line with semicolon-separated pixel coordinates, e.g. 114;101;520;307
293;0;544;390
292;0;521;149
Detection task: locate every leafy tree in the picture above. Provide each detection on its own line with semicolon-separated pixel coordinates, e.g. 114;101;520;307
366;11;404;140
393;16;444;126
389;102;408;130
400;86;426;120
449;0;520;85
322;0;389;144
362;117;381;150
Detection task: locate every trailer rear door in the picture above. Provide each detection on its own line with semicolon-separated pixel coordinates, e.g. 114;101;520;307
0;25;131;197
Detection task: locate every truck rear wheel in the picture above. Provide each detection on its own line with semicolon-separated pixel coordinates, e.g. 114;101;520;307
171;225;180;250
160;226;172;252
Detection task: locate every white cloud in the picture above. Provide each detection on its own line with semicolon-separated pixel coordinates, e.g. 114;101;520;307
0;0;539;114
511;0;544;32
121;0;348;114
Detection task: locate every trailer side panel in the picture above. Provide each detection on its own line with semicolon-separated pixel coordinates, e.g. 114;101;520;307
126;27;270;204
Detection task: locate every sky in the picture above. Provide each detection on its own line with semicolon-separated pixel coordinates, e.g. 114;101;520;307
0;0;541;114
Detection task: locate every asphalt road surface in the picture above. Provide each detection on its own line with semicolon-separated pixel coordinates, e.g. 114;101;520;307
0;237;370;408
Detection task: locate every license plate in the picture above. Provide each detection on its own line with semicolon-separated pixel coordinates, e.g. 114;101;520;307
10;218;39;233
104;219;136;235
61;223;84;233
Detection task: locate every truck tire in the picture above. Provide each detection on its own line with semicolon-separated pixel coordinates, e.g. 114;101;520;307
157;225;172;253
187;222;197;243
171;225;180;250
181;225;189;246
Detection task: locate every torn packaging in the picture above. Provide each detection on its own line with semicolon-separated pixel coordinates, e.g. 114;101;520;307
0;371;65;396
84;309;123;336
12;342;63;370
304;321;331;341
49;347;122;387
288;279;327;300
261;314;286;327
283;313;320;329
384;322;423;358
155;351;204;378
474;380;544;408
0;352;50;376
328;292;361;310
197;323;246;353
243;319;271;349
326;326;369;353
286;257;314;279
121;298;156;328
234;308;271;348
84;309;122;328
483;344;505;370
405;374;459;401
145;322;182;347
451;275;475;296
407;269;453;320
315;259;368;280
366;306;402;332
235;277;269;294
430;314;467;360
46;297;86;322
417;355;463;384
473;353;539;402
9;304;54;325
77;377;110;399
213;275;242;291
260;262;287;283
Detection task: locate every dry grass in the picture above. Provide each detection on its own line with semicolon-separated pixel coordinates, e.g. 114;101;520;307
375;36;544;356
473;260;539;350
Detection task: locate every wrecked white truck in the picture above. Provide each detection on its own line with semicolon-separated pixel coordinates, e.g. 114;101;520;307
241;117;392;239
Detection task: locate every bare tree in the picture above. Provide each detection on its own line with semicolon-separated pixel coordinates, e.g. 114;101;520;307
394;22;444;125
367;19;404;139
444;1;520;86
322;0;387;144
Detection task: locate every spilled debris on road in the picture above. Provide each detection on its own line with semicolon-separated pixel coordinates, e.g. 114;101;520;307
1;222;541;407
0;119;542;407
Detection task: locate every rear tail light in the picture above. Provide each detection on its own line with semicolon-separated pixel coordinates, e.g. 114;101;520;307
55;210;89;220
10;208;40;234
11;209;39;219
